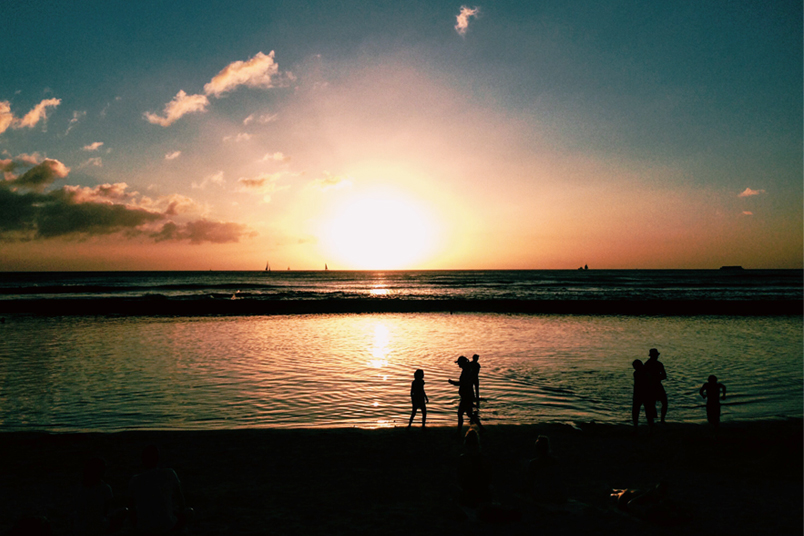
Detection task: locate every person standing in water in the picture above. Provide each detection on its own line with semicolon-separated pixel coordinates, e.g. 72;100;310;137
699;375;727;430
631;359;655;434
449;356;484;435
643;348;668;423
408;369;429;427
470;354;481;410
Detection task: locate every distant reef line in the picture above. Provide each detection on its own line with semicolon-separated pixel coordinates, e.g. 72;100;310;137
0;298;801;316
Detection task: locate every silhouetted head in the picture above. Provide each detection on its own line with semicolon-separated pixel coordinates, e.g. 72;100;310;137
632;359;643;370
455;355;468;367
141;444;160;469
414;369;424;380
708;374;717;383
535;435;551;456
82;457;107;487
648;348;660;359
472;354;479;363
464;428;480;452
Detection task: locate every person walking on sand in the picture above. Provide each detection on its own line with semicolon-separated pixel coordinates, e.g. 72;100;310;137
644;348;668;423
408;369;429;427
631;359;655;434
699;375;726;430
449;356;484;435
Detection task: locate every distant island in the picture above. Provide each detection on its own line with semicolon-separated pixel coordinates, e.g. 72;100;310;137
719;266;745;271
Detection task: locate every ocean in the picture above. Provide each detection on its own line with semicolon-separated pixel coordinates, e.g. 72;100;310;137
0;270;801;431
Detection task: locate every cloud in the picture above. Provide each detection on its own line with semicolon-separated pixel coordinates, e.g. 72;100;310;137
144;90;209;127
6;159;70;192
738;187;766;197
165;151;182;160
223;132;251;142
78;157;103;168
0;173;252;243
237;172;287;202
83;142;104;151
0;98;61;133
151;219;255;244
455;6;480;36
204;51;288;97
192;171;225;190
65;110;86;135
309;172;352;191
742;211;753;216
16;98;61;129
0;101;13;134
258;152;289;162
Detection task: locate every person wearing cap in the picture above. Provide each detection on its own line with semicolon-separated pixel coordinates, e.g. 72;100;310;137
448;356;484;435
643;348;668;423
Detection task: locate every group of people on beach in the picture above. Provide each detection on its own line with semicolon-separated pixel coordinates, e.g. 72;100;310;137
410;348;726;435
632;348;726;433
408;353;484;435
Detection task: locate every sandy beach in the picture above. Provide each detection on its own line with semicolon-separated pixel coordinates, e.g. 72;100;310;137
1;419;801;535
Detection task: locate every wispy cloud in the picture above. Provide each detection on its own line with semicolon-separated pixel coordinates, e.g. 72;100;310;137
0;98;62;134
223;132;251;142
192;171;225;189
738;187;766;197
742;211;754;216
65;110;86;135
258;152;289;162
5;158;70;192
455;6;480;36
165;151;182;160
237;172;288;202
151;219;255;244
82;141;104;151
309;172;352;191
144;90;210;127
78;157;103;168
146;52;291;127
204;51;290;97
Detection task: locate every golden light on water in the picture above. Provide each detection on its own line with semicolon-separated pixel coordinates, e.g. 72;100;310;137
368;322;390;368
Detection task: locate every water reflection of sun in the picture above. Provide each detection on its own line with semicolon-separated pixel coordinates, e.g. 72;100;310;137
368;323;390;368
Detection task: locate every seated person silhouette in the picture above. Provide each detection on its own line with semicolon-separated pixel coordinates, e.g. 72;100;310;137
526;435;567;504
128;445;193;535
74;456;127;535
611;482;684;525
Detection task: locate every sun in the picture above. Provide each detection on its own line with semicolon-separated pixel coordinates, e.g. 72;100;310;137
320;189;441;269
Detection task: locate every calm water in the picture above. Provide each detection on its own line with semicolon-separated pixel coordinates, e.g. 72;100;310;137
1;312;800;431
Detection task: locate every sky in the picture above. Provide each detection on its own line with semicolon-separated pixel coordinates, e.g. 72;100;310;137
1;0;801;270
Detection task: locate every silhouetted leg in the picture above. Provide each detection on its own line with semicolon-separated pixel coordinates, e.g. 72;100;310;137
421;405;427;427
457;407;464;434
632;398;640;430
658;390;668;423
408;405;417;427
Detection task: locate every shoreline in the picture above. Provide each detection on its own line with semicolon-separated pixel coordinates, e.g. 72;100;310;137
2;297;802;316
2;419;801;535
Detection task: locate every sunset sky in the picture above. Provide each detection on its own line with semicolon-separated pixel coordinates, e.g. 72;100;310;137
1;1;801;270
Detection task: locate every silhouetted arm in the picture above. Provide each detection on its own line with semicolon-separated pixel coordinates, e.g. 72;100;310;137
720;383;726;400
699;384;707;398
448;379;459;386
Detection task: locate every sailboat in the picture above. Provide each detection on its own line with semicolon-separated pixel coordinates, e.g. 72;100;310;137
265;261;270;272
325;263;328;271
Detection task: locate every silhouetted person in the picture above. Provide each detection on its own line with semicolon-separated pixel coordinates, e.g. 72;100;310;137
526;435;567;503
699;375;726;430
408;369;429;427
448;356;484;435
7;516;52;536
611;482;684;525
469;354;481;409
643;348;667;423
632;359;655;433
457;428;492;510
128;445;193;535
74;456;127;535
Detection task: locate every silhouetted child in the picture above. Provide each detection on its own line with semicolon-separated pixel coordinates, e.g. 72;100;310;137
632;359;655;434
408;369;429;427
128;445;193;535
699;375;726;429
526;435;567;503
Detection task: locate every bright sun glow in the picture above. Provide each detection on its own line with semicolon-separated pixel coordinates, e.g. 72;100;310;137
320;189;441;269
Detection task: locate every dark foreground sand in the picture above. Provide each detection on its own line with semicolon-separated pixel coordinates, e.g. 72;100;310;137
2;420;801;535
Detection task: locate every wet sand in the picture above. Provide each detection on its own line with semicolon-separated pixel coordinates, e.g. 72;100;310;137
1;420;801;535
